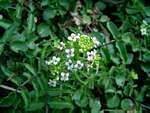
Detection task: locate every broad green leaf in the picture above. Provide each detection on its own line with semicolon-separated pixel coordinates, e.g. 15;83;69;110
126;54;134;64
91;32;105;43
122;32;132;44
37;23;51;37
145;6;150;16
90;99;101;113
131;38;140;52
116;41;128;64
115;76;125;87
143;51;150;62
141;63;150;73
41;0;49;6
48;101;73;109
2;23;18;42
10;41;28;52
107;95;120;108
43;8;56;20
100;15;109;22
107;21;120;39
27;102;44;111
59;0;69;9
95;1;106;10
121;98;134;110
111;55;120;64
73;90;88;107
83;15;91;25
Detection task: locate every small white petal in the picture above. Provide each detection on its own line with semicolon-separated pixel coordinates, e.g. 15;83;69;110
71;33;76;37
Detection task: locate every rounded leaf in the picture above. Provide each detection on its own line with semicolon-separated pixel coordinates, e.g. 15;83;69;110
121;98;134;110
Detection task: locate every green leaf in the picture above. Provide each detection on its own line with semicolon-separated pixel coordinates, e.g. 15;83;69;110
126;8;139;14
73;90;88;107
24;63;36;76
27;102;44;111
95;1;106;10
111;55;120;64
122;32;132;44
2;23;18;42
126;54;134;64
90;99;101;113
32;80;40;101
131;38;140;52
107;95;120;108
48;101;73;109
59;0;69;9
41;0;49;6
107;21;120;39
102;47;111;62
16;4;23;19
27;13;34;33
0;20;11;29
10;41;28;52
21;88;30;109
91;32;105;43
115;76;126;87
145;6;150;16
143;51;150;62
121;98;134;110
116;41;128;64
37;23;51;37
43;8;56;20
83;15;91;25
141;63;150;73
0;92;17;107
0;65;12;77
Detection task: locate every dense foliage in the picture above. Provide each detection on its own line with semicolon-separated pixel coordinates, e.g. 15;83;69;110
0;0;150;113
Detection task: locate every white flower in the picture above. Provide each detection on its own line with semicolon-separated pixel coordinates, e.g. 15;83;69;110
74;60;84;69
60;72;70;81
48;79;57;87
65;59;74;70
45;60;52;65
92;37;100;48
58;42;65;50
46;56;60;65
140;28;147;36
68;33;80;42
87;50;97;61
65;48;75;58
52;56;60;65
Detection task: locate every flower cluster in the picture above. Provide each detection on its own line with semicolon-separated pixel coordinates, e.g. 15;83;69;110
45;33;101;87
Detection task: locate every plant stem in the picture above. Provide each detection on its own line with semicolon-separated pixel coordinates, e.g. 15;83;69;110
0;84;21;93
